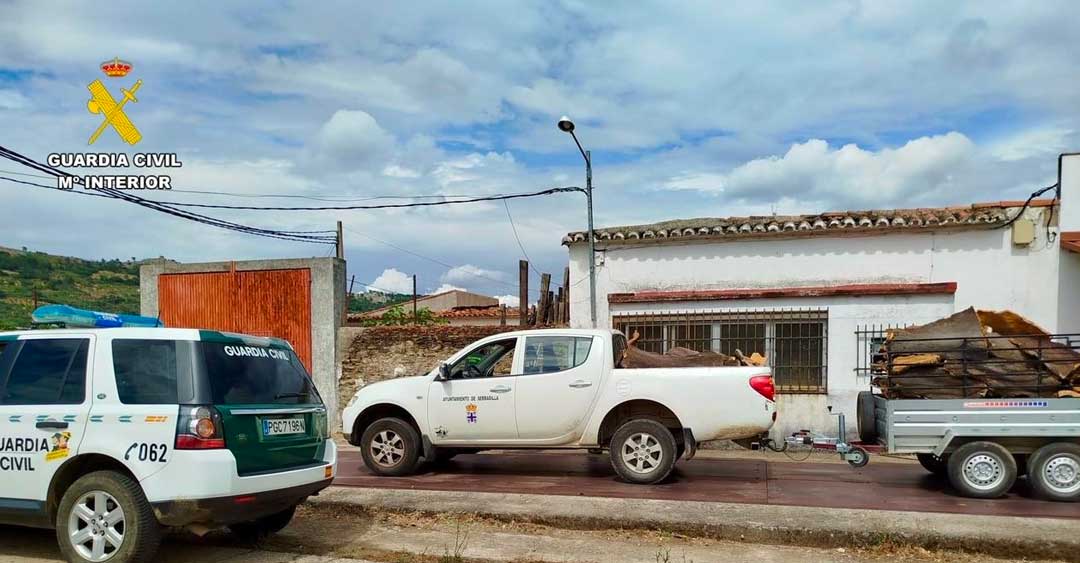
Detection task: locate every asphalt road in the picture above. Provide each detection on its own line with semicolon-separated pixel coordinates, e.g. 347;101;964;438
333;449;1080;519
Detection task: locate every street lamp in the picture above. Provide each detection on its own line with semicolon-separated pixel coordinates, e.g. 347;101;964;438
558;116;597;329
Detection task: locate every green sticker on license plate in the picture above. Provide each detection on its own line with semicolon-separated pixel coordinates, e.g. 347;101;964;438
263;417;306;436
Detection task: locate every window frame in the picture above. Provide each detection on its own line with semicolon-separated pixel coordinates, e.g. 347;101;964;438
614;310;828;394
0;337;92;406
445;337;520;379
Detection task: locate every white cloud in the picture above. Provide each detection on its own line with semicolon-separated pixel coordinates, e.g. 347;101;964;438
441;264;509;286
668;133;977;207
369;268;413;294
0;89;30;110
431;283;465;294
496;295;520;308
311;110;395;169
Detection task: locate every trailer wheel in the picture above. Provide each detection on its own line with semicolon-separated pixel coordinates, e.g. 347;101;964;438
856;391;878;443
947;441;1016;499
916;453;949;476
1027;443;1080;502
846;446;869;468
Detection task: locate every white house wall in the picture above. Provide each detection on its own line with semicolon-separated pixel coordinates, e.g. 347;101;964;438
567;207;1061;439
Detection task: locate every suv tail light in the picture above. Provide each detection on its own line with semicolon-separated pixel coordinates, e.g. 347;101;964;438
749;375;775;402
175;405;226;449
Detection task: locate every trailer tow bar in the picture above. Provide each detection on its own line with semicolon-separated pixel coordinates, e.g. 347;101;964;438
780;407;870;468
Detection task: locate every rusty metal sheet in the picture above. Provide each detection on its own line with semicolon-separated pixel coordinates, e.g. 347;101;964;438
157;268;312;370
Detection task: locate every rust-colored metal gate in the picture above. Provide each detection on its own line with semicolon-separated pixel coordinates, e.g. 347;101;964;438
157;268;313;370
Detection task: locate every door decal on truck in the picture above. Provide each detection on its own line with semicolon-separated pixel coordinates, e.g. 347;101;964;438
466;403;478;423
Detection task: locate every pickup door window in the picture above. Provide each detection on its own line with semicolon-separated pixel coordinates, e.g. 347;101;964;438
428;338;520;443
514;336;602;442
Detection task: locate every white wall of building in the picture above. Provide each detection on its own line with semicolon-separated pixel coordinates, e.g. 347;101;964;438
567;206;1063;439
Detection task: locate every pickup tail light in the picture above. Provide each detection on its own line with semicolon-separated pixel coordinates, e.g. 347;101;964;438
749;375;775;402
176;405;226;449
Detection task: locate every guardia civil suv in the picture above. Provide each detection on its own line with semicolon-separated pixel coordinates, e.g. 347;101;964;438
0;328;336;563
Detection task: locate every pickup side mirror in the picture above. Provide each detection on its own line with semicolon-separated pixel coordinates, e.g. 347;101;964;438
436;363;451;381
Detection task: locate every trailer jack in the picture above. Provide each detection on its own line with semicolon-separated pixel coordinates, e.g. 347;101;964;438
783;408;870;468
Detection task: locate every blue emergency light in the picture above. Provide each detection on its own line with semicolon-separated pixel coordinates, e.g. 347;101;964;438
31;304;163;328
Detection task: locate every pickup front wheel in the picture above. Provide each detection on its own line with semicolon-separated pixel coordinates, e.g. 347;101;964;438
610;419;677;485
360;417;421;476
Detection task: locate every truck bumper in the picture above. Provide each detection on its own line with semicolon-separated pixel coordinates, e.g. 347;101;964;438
152;479;331;527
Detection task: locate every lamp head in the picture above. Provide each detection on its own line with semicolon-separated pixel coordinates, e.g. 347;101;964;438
557;116;575;133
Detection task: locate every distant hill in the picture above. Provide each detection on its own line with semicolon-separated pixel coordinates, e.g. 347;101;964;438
0;246;142;330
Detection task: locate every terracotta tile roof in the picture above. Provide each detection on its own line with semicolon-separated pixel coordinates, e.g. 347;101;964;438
563;199;1057;246
438;306;519;319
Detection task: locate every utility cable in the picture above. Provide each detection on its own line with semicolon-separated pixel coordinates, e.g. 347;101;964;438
119;186;584;211
0;147;336;244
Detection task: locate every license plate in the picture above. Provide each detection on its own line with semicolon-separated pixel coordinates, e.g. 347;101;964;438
262;417;306;436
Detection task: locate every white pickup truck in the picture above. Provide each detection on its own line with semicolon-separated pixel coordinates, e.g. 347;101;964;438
342;329;776;484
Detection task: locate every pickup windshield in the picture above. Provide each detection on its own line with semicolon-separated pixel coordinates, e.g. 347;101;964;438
196;342;321;405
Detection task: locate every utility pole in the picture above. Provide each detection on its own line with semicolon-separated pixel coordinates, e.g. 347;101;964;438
518;260;528;326
538;273;551;326
585;150;596;329
335;221;344;260
412;274;418;324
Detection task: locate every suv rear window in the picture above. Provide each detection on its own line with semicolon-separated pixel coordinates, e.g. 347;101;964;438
113;339;193;404
197;342;320;405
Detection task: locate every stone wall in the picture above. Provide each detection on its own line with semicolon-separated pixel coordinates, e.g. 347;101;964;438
337;325;518;409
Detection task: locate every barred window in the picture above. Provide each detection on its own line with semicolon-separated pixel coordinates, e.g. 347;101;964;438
614;309;828;393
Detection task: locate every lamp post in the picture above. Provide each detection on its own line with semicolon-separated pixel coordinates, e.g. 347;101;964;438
558;116;597;329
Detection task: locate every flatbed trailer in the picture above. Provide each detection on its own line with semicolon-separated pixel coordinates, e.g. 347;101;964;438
857;333;1080;502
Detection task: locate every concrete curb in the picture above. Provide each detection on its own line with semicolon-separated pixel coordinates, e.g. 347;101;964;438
311;486;1080;562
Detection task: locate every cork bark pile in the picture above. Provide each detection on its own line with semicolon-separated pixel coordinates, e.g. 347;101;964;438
621;331;767;368
873;308;1080;399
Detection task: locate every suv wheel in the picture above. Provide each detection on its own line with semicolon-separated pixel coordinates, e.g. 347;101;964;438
947;441;1017;499
361;417;421;476
609;419;677;485
56;471;161;563
230;505;297;540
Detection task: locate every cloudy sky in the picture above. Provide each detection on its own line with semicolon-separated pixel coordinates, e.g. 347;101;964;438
1;2;1077;304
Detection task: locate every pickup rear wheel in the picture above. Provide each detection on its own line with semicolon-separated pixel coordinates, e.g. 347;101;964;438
360;417;420;476
609;419;677;485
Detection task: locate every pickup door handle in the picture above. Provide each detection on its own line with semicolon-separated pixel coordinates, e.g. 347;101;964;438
490;385;512;393
36;421;69;430
569;380;593;388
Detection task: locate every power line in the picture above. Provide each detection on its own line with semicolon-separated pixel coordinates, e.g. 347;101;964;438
0;146;337;244
122;186;583;211
503;199;561;289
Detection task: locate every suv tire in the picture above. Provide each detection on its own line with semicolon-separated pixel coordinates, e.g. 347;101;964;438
230;505;297;540
947;441;1017;499
360;417;421;477
1027;443;1080;502
609;419;677;485
56;470;161;563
